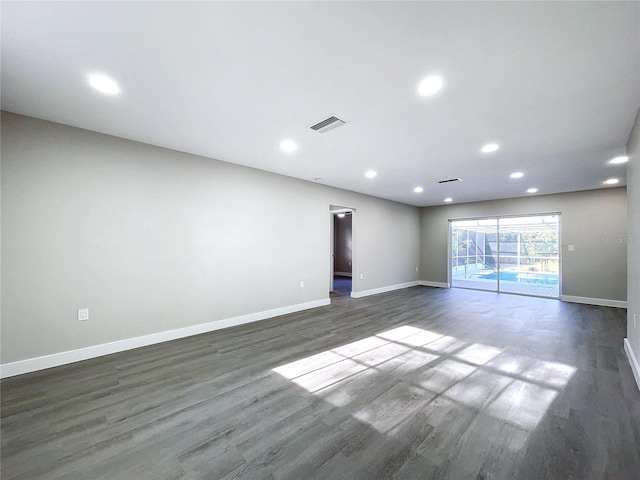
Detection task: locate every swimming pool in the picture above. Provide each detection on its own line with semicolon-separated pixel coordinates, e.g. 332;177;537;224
478;271;559;285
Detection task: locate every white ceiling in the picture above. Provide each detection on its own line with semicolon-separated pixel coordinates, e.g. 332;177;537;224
2;1;639;207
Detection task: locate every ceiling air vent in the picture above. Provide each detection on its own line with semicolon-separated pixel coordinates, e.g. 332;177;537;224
309;115;346;133
437;178;462;184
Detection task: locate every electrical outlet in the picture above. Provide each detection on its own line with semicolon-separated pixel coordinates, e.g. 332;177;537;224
300;280;304;288
568;244;574;251
78;308;89;322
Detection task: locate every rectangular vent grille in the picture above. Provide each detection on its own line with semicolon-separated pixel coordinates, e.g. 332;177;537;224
437;178;462;184
309;116;345;133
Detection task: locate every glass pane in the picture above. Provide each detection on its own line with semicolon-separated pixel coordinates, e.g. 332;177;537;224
451;218;498;292
497;215;559;298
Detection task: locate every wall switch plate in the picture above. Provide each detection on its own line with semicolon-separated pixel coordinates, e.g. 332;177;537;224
415;266;419;272
78;308;89;322
634;313;637;328
568;244;575;251
300;281;304;288
360;273;364;280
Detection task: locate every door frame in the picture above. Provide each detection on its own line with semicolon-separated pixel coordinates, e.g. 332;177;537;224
329;206;355;296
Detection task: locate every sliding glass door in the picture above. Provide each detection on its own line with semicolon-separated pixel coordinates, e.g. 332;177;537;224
451;218;498;292
450;214;560;298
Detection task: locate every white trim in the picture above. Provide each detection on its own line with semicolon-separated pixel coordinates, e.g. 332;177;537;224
334;272;352;277
351;281;419;299
330;207;355;214
560;295;627;309
419;280;450;288
624;338;640;393
0;298;330;379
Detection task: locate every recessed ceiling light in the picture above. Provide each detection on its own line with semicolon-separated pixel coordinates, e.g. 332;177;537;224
413;187;424;193
527;188;538;193
603;178;619;185
481;143;499;153
365;170;377;179
280;140;297;152
444;197;453;203
87;74;120;95
418;76;443;96
510;172;524;179
609;156;629;164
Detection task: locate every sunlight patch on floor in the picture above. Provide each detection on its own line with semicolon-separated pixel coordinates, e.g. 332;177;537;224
456;343;503;365
272;325;576;435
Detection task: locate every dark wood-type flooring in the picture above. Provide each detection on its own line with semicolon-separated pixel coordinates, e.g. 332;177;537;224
2;287;640;479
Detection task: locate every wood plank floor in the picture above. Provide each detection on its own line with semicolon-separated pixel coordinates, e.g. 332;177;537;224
2;287;639;479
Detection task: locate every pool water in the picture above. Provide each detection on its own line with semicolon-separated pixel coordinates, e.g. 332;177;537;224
479;271;559;285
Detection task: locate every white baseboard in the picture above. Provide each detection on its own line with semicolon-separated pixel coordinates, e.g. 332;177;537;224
334;272;352;277
624;338;640;393
418;280;450;288
351;281;419;299
0;298;331;379
560;295;627;309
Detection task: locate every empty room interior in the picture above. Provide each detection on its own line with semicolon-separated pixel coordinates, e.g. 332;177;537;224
2;2;640;479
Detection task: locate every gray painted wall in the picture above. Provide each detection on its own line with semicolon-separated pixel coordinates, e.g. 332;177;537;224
334;214;352;275
420;189;628;302
626;107;640;371
1;113;420;364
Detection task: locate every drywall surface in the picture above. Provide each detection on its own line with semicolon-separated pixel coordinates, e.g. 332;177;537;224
1;113;419;364
626;107;640;373
420;188;627;302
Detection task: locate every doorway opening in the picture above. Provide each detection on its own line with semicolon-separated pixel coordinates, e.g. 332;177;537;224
330;206;354;298
450;214;560;298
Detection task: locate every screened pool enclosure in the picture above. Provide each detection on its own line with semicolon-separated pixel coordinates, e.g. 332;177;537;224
450;215;560;298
